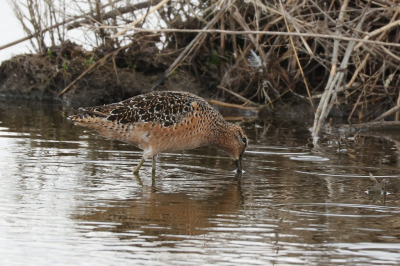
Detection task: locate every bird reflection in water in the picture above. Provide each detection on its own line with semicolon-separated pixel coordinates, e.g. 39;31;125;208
367;173;388;204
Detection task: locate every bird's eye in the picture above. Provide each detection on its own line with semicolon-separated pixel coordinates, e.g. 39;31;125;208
242;137;247;144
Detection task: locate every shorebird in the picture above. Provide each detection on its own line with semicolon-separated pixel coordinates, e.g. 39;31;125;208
68;91;248;175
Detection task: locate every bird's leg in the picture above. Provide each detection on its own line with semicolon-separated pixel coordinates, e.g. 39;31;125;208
133;158;145;175
152;156;156;178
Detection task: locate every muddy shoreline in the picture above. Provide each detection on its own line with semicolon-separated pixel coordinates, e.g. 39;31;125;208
0;41;209;108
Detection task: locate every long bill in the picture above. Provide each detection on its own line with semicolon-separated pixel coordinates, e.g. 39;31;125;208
235;157;243;173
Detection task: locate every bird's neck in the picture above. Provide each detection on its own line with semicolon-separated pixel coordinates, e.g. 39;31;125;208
211;121;234;154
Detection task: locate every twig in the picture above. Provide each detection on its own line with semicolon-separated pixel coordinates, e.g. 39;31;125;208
354;20;400;51
346;54;370;89
112;55;120;84
381;46;400;63
371;105;400;122
209;99;258;110
396;90;400;121
348;85;366;123
66;0;163;30
350;121;400;130
112;0;170;38
97;27;400;48
217;86;259;106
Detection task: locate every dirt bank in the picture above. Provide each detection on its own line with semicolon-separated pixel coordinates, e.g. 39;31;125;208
0;41;204;107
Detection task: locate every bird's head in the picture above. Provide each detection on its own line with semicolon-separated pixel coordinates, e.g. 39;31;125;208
214;123;248;172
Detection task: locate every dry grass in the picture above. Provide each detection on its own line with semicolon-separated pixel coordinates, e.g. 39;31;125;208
3;0;400;138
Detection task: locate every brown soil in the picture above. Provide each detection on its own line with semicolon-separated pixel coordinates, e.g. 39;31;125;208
0;40;204;108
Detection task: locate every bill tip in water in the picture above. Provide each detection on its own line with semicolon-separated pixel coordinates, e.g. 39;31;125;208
234;168;245;174
235;158;243;173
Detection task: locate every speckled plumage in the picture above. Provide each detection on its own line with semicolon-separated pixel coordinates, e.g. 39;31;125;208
69;91;248;173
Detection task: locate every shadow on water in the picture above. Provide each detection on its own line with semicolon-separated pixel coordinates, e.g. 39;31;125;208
1;99;400;265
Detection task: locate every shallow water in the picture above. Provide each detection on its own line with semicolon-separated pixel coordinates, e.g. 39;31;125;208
0;99;399;265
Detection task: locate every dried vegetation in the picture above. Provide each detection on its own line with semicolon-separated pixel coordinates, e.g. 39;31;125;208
1;0;400;137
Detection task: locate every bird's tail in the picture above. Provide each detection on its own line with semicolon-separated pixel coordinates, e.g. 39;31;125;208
68;108;108;122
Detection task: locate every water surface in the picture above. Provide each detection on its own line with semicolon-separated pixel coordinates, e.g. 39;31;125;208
0;99;399;265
